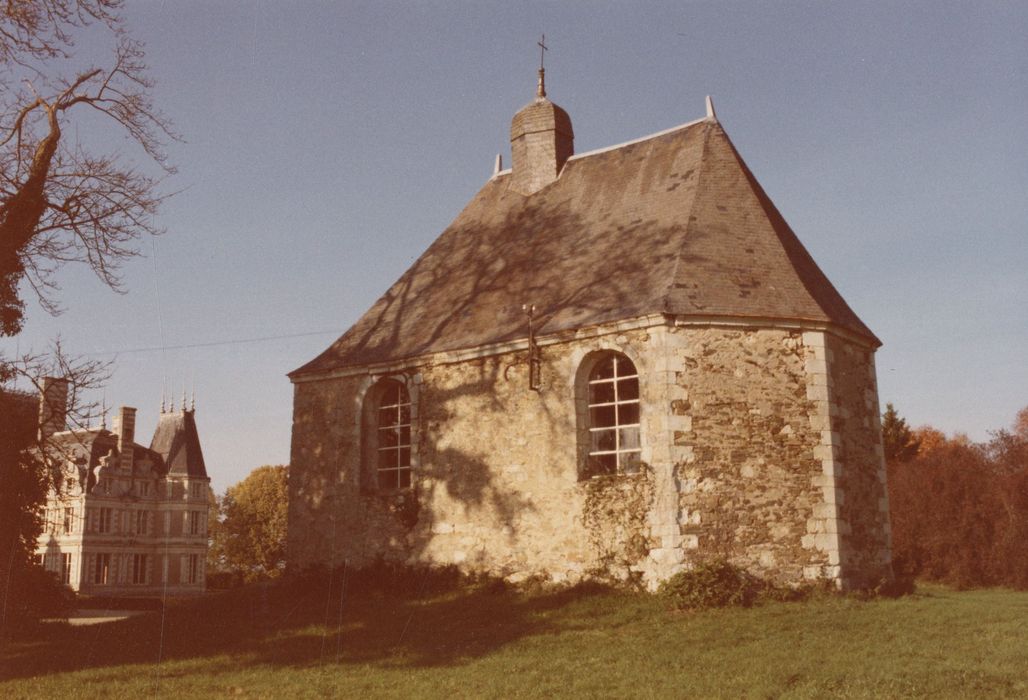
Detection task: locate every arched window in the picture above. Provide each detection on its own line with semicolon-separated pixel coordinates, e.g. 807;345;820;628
582;353;641;477
364;379;412;490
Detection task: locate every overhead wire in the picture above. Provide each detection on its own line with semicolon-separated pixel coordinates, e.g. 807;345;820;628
83;329;338;357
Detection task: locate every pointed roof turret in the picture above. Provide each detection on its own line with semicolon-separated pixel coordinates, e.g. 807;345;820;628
150;407;208;479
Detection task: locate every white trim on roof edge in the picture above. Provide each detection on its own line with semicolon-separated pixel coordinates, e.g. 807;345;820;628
566;114;711;162
489;112;713;182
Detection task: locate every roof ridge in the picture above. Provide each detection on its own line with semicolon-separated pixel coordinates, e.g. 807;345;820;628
492;115;710;184
662;120;714;312
566;115;711;163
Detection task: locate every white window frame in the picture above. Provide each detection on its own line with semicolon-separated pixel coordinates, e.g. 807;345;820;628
584;353;642;477
375;380;413;490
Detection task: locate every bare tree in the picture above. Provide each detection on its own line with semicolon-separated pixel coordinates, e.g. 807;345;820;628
0;1;175;630
0;0;120;67
0;0;177;335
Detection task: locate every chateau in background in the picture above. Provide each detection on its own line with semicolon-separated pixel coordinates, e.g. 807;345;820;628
288;68;892;589
33;378;211;595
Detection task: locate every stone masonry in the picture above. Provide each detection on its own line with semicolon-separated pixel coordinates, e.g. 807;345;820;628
288;319;891;589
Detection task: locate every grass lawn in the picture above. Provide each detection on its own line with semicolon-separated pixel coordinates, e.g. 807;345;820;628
2;576;1027;699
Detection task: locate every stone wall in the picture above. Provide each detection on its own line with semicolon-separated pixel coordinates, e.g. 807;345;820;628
288;321;889;589
288;328;662;583
661;327;827;585
825;334;892;586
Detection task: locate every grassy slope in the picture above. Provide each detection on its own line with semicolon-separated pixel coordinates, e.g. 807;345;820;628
2;580;1027;699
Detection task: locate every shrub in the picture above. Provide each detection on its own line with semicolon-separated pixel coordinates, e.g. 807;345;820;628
74;595;163;611
659;560;764;610
288;559;471;601
205;570;245;591
0;562;74;638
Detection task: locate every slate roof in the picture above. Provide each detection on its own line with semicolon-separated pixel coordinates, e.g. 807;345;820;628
150;410;208;479
48;428;118;468
293;115;877;378
43;429;162;496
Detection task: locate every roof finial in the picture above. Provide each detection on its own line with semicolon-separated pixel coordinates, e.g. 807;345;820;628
536;34;548;98
705;95;717;120
100;395;107;430
181;384;187;414
190;384;195;412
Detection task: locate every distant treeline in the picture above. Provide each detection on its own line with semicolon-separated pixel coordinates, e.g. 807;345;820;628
884;405;1028;588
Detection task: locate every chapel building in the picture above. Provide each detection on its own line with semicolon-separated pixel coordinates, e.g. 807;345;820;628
288;72;892;589
33;378;211;595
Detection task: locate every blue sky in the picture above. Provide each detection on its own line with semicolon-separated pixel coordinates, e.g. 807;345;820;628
5;1;1026;492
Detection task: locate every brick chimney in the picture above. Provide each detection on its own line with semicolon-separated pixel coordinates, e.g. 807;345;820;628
37;377;69;441
510;68;574;195
114;406;136;472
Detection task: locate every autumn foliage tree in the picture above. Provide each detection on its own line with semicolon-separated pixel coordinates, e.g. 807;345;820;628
881;403;921;463
886;406;1028;589
1015;407;1028;441
209;466;289;584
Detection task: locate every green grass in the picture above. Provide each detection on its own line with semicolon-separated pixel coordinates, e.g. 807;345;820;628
2;577;1027;699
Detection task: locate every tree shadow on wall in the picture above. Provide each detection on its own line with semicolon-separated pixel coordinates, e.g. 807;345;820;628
319;194;705;368
0;570;621;682
299;201;711;594
296;187;720;563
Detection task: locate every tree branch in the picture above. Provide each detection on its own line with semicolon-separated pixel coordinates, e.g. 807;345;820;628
1;9;176;335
